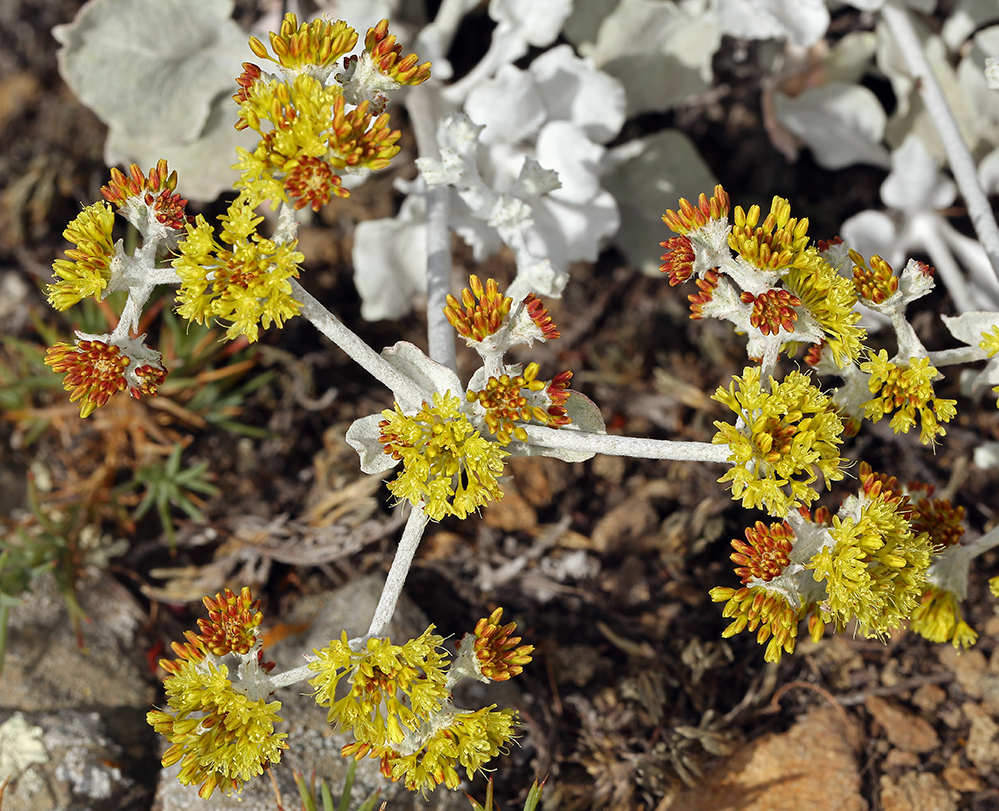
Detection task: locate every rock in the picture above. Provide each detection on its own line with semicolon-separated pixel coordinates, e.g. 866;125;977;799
864;695;940;753
0;709;147;811
879;772;958;811
0;573;158;808
1;573;152;713
664;706;864;811
963;701;999;774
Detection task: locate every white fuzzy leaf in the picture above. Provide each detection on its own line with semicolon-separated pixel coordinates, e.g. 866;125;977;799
774;82;890;169
352;195;428;322
54;0;251;143
346;414;399;475
380;342;463;410
942;311;999;347
530;45;626;144
715;0;829;48
464;63;546;145
535;121;605;204
592;0;718;116
880;134;956;212
604;129;716;274
489;0;572;47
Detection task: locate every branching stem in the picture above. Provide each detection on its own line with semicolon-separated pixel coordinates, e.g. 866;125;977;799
291;278;426;407
367;503;428;639
522;426;731;463
882;0;999;283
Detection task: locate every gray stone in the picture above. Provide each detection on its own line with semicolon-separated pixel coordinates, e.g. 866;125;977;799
1;573;152;712
0;709;143;811
0;573;158;810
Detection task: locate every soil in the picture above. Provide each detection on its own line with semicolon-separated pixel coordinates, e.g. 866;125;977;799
2;2;999;810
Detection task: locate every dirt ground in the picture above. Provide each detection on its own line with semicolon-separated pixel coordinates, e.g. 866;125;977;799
2;2;999;810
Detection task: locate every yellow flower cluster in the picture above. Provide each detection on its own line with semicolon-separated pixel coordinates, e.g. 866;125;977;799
909;587;978;649
444;274;513;342
309;613;531;794
860;350;956;445
310;629;449;746
851;250;899;304
248;14;357;71
808;476;933;640
173;197;303;342
44;338;166;417
782;248;865;367
377;391;509;520
234;14;428;212
147;588;287;799
377;707;517;792
662;189;864;368
712;366;846;517
728;196;810;272
47;202;118;311
709;584;801;664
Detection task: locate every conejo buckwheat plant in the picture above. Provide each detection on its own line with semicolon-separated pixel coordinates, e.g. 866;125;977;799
38;2;999;804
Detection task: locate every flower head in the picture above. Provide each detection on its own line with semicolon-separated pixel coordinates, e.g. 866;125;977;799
456;608;535;682
101;159;189;237
377;391;509;520
467;363;572;444
374;706;517;794
728;196;810;272
334;19;431;116
709;585;800;663
712;366;846;517
730;521;795;583
444;275;513;343
522;293;560;341
907;483;965;549
362;19;433;87
44;335;167;418
47;202;120;311
909;587;978;649
740;288;801;336
851;251;898;305
315;612;528;796
247;13;358;74
860;350;956;445
806;465;933;639
660;235;696;286
662;185;730;236
309;627;449;747
235;73;353;208
173;196;303;342
147;588;287;799
327;97;402;173
236;15;424;210
782;248;865;367
197;587;264;657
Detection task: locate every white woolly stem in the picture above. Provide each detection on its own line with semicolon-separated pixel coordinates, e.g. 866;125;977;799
266;661;316;690
910;213;979;312
963;522;999;559
291;278;425;406
110;284;153;341
521;426;731;463
409;84;457;372
366;503;428;639
926;346;988;366
881;0;999;283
